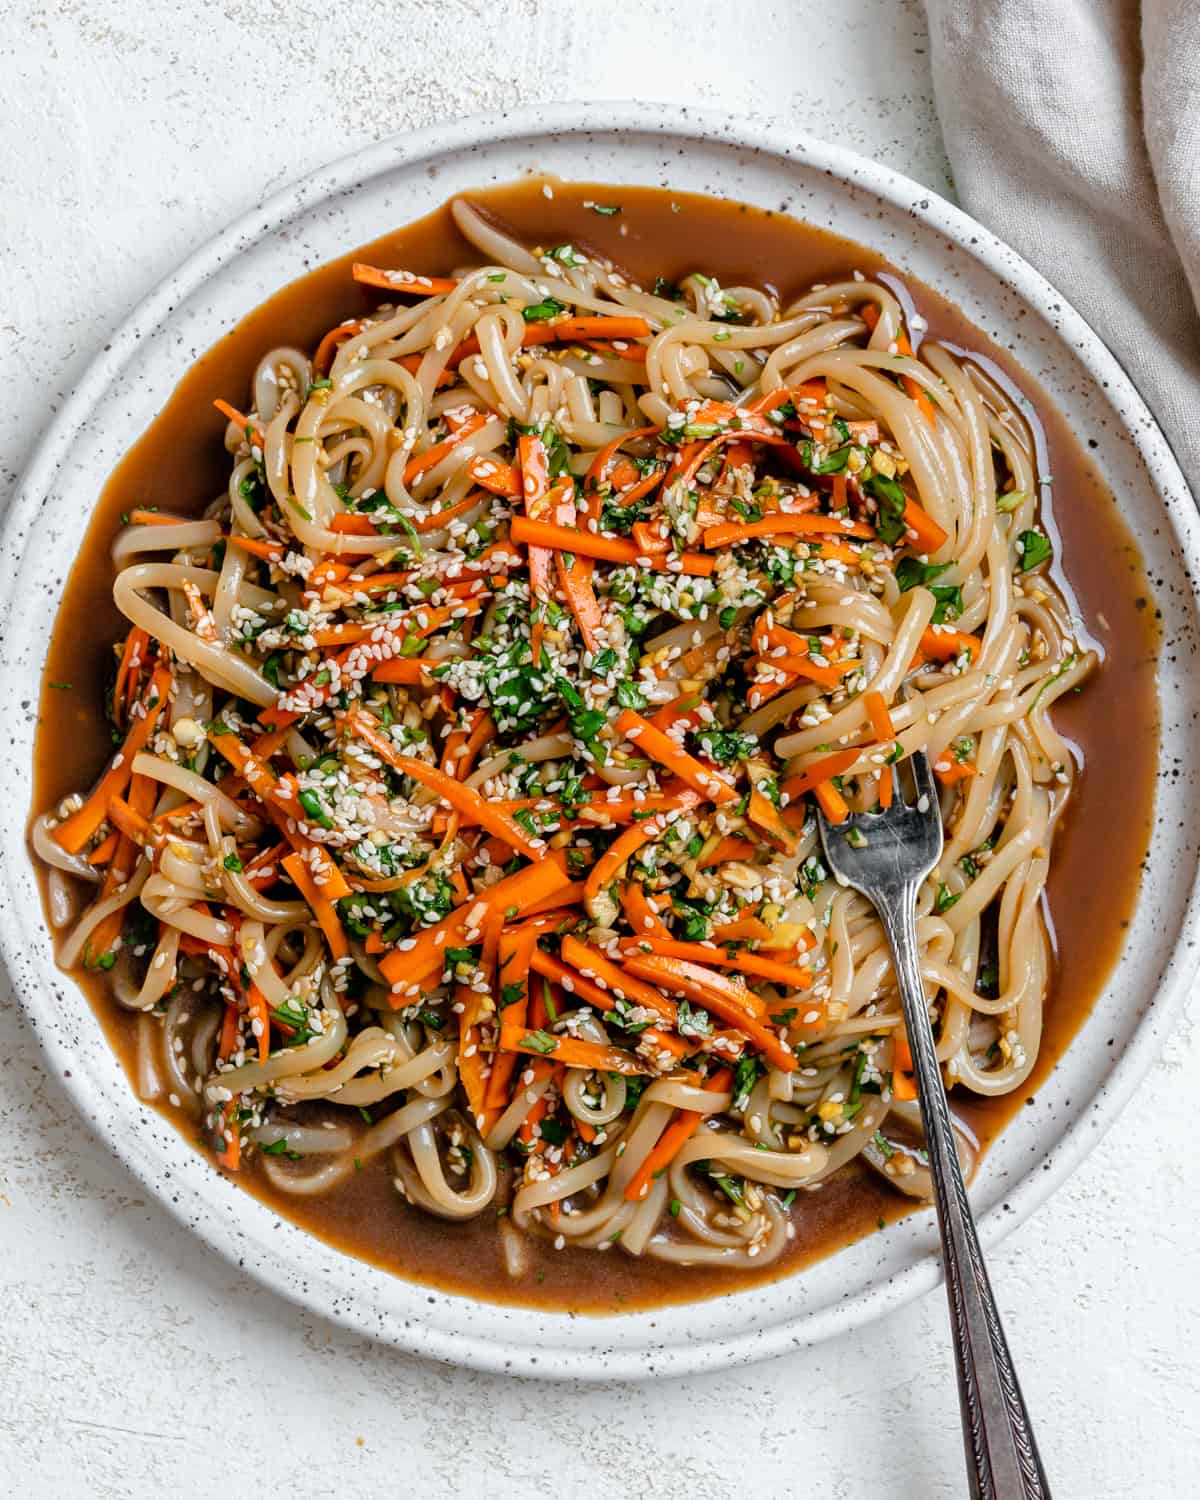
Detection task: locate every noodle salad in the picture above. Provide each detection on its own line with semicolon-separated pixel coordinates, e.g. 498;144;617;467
35;198;1090;1270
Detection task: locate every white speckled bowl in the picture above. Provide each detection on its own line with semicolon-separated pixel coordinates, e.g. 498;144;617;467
2;102;1198;1380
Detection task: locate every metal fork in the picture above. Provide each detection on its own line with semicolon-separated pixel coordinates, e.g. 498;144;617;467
816;748;1050;1500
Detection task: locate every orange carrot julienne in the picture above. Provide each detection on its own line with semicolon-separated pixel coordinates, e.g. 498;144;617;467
340;706;547;859
403;411;490;486
621;882;671;939
559;935;678;1025
744;381;828;418
813;780;850;824
903;498;948;553
863;690;895;743
457;979;490;1129
631;519;669;556
517;434;554;662
377;854;571;996
53;663;173;854
584;822;654;903
519;881;588;920
111;626;151;728
712;916;771;944
128;509;191;527
584;424;659;499
623;1067;733;1201
933;757;978;785
622;953;797;1072
181;578;218;643
215;1098;241;1171
247;982;271;1063
509;516;715;577
105;794;155;848
895;336;939;425
619;936;814;992
86;830;120;866
484;926;538;1117
497;1026;650;1076
757;654;861;689
445;319;652;371
468;454;522;497
327;513;379;537
313;318;364;373
206;727;350;900
213;399;264;448
537;315;652;343
780;747;862;802
697;835;756;868
702;513;876;549
614;709;735;804
227;534;284;563
281;852;349;961
217;999;240;1062
528;948;689;1062
892;1032;918;1099
451;317;653;373
746;783;799;855
556;547;606;653
918;627;980;663
860;304;938;426
351;263;458;296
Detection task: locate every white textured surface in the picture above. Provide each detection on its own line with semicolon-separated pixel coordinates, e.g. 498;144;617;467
1;3;1197;1495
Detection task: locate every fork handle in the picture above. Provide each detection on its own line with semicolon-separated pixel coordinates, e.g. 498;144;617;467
879;889;1051;1500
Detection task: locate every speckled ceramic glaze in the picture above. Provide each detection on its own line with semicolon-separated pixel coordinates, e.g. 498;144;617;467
2;103;1197;1381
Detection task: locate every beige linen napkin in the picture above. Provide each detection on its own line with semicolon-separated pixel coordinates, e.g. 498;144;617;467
924;0;1200;495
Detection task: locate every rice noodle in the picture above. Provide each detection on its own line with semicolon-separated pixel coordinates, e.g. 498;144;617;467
36;193;1097;1281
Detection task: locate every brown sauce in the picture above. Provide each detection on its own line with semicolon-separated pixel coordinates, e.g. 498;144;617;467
30;180;1160;1313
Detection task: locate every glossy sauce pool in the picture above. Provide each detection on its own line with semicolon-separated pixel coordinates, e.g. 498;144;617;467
31;180;1160;1313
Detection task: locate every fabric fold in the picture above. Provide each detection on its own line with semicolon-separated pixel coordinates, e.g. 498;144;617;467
924;0;1200;495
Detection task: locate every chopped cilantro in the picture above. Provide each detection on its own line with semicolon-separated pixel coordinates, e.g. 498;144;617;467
522;297;567;323
1017;528;1052;570
862;473;908;544
695;728;757;765
520;1029;558;1054
895;557;952;593
934;883;961;914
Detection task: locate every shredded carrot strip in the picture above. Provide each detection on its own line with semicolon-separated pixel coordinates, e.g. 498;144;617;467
623;1068;733;1201
377;855;571;997
780;747;862;803
313;318;364;373
919;626;980;663
614;710;735;804
622;953;797;1072
206;726;350;900
351;263;458;296
702;514;876;549
227;534;283;563
213;399;264;449
281;852;349;961
509;516;714;577
813;781;850;824
619;936;813;992
340;706;546;859
933;756;978;785
128;509;189;527
53;663;173;854
468;454;521;497
498;1026;650;1076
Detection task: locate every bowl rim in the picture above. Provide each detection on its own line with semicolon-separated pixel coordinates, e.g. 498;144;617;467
4;98;1199;1380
